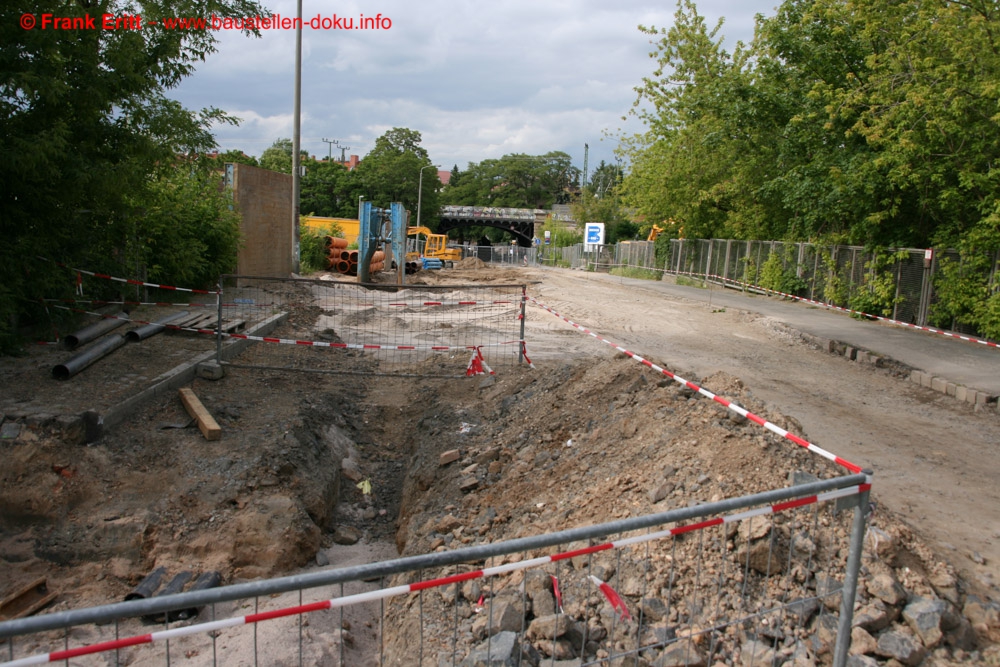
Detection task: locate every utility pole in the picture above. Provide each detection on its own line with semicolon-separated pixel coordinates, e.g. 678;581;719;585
291;0;302;274
321;138;338;162
581;143;589;190
339;145;351;164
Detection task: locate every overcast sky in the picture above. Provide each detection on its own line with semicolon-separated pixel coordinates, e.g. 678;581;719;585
173;0;779;176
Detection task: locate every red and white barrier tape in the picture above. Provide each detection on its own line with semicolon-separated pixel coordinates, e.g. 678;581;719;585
45;305;528;355
39;257;219;295
388;300;514;307
528;297;863;474
667;268;1000;351
43;299;221;308
227;331;523;354
0;481;869;667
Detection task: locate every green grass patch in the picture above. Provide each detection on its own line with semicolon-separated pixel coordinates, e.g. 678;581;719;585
610;266;662;280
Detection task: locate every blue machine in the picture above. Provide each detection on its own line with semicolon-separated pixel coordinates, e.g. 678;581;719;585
357;201;407;283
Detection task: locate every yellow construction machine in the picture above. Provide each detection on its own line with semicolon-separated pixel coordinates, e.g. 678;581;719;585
406;226;463;267
647;224;665;242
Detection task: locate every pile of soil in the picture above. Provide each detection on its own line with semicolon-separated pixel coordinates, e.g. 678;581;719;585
1;264;998;666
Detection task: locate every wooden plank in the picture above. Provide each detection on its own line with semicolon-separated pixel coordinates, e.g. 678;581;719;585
221;319;245;333
170;313;205;328
0;577;57;621
185;313;217;330
178;388;222;441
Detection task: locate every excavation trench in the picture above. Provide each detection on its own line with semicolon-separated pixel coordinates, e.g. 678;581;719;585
1;347;994;665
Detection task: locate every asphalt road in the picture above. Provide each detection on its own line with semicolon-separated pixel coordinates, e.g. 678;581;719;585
589;271;1000;397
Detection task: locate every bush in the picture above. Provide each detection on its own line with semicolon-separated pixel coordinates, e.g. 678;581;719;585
759;247;806;296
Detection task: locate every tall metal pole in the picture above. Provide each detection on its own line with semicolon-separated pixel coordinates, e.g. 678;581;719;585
291;0;303;274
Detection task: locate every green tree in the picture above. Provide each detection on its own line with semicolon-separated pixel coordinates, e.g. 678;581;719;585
572;160;635;242
354;128;440;223
209;149;259;168
259;138;308;174
300;158;360;218
135;160;242;289
0;0;266;350
441;153;580;209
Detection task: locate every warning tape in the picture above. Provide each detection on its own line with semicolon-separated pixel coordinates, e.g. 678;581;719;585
227;331;523;354
0;481;869;667
666;268;1000;351
43;299;219;308
39;257;220;295
528;297;863;474
46;305;531;358
388;300;514;307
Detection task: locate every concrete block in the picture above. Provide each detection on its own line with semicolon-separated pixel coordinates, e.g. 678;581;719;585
976;392;995;405
920;373;934;388
955;386;968;402
946;383;957;397
856;350;870;364
931;377;948;393
965;389;979;405
845;347;858;361
910;371;924;385
196;361;225;380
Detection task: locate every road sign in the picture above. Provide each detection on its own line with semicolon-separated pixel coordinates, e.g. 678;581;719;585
585;223;605;251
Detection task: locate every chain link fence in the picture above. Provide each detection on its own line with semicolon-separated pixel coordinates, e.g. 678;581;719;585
0;473;870;667
520;239;998;340
216;276;527;377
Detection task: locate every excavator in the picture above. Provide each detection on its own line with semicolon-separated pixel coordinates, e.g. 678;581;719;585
406;226;463;267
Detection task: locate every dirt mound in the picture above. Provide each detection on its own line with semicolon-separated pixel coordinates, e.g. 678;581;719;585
454;257;487;269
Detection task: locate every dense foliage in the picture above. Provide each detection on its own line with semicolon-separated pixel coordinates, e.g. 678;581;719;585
621;0;1000;252
619;0;1000;335
1;0;265;350
443;153;579;209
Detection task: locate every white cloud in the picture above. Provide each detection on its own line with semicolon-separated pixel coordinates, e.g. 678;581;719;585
173;0;778;170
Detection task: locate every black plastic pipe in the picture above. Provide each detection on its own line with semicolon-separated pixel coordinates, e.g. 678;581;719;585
125;311;190;342
124;566;167;601
63;312;129;350
52;334;126;381
175;571;222;620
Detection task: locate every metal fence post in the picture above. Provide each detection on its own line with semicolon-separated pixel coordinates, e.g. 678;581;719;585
833;475;872;667
216;277;223;364
519;287;526;364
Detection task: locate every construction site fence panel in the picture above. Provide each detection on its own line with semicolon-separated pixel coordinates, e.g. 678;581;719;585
216;275;527;377
0;473;870;667
517;238;997;341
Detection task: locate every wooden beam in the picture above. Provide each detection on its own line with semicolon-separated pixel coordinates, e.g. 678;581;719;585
178;387;221;441
0;577;57;621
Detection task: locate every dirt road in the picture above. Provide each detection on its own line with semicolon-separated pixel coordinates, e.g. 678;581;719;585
521;266;1000;594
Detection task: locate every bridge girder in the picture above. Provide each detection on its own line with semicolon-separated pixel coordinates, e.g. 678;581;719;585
438;216;536;247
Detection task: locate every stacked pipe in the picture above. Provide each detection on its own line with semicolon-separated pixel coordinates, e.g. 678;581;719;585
323;237;385;277
421;257;444;270
405;261;422;273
